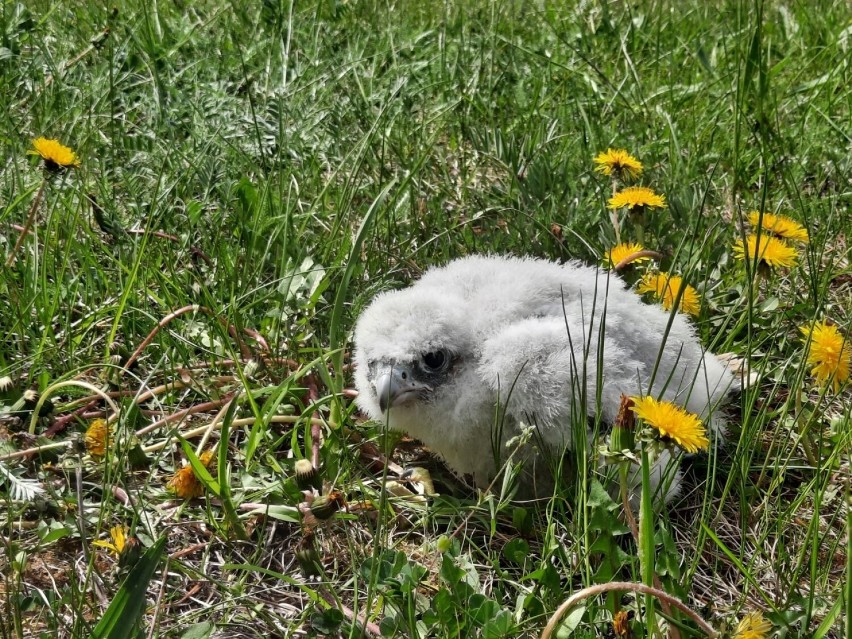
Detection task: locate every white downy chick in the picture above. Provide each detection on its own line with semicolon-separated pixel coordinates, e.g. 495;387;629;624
353;255;734;500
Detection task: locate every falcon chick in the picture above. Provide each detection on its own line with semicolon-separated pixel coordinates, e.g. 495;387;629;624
353;255;734;500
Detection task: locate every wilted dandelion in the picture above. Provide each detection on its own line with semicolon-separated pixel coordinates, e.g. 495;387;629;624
611;609;631;638
630;396;709;453
608;395;637;455
85;419;109;457
637;272;700;316
594;148;643;179
608;186;666;211
168;449;216;499
93;524;128;558
800;321;850;392
732;611;771;639
604;242;651;269
733;234;798;269
30;137;80;170
748;211;809;243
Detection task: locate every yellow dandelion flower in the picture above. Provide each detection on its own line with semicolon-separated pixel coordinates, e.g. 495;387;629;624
733;611;772;639
84;419;109;457
93;524;128;558
604;242;652;269
167;449;216;499
593;148;643;179
629;396;709;453
800;321;850;392
748;211;809;243
30;137;80;169
637;272;701;316
607;186;666;210
733;234;798;269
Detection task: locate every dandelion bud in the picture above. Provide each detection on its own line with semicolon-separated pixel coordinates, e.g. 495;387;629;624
294;459;321;491
127;440;151;469
611;395;636;453
436;535;452;554
309;492;344;520
296;535;323;578
118;536;143;571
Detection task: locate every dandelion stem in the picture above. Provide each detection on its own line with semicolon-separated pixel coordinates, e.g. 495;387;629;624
609;176;622;243
632;206;646;245
639;445;658;634
794;389;819;466
621;463;682;639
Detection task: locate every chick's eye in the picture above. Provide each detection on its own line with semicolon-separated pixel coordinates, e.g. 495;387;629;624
421;350;448;372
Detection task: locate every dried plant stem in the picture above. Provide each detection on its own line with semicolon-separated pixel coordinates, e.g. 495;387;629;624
0;411;331;462
614;250;664;272
135;397;234;437
28;380;121;435
178;356;301;373
43;25;110;89
5;181;45;267
0;440;71;463
123;304;266;371
195;394;239;454
540;581;718;639
305;373;323;468
141;415;332;453
44;399;101;437
60;380;188;413
125;228;213;266
319;588;383;638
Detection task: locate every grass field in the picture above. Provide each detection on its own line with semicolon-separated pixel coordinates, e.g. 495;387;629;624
1;1;851;637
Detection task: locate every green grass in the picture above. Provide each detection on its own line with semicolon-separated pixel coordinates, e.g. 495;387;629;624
1;0;851;637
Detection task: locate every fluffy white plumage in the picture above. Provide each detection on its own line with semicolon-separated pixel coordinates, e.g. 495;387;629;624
353;255;734;499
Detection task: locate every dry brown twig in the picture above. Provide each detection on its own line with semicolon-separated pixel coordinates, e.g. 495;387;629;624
540;581;718;639
5;181;45;268
614;249;663;272
123;305;263;371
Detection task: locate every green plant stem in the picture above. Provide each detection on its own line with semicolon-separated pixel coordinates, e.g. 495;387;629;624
794;389;819;467
846;476;852;639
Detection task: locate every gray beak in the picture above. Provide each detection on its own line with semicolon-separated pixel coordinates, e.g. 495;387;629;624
375;366;431;413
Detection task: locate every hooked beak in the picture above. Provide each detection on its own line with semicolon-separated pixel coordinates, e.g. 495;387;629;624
375;366;431;413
